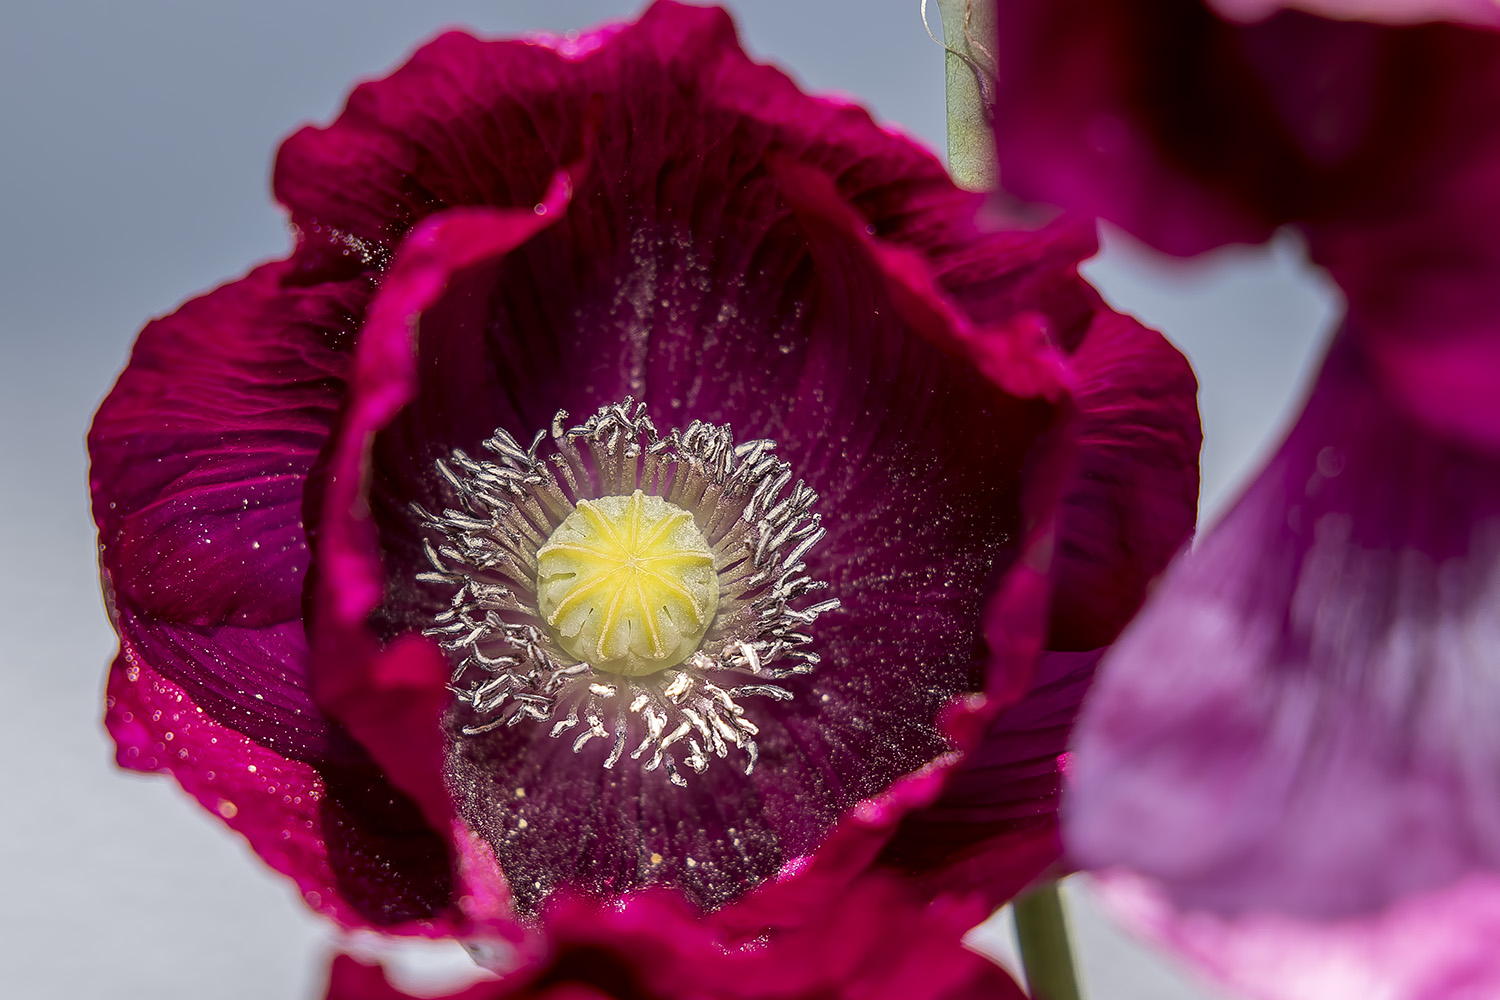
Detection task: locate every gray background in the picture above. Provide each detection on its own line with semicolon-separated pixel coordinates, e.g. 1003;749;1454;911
0;1;1336;996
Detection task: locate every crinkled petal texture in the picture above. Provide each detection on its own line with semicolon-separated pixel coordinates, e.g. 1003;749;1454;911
1069;333;1500;923
325;877;1025;1000
1041;309;1202;652
91;0;1199;929
89;264;464;931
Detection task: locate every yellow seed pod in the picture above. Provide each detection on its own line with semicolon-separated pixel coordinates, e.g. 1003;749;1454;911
535;490;719;675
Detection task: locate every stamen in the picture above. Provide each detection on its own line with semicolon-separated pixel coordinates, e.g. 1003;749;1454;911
416;398;839;784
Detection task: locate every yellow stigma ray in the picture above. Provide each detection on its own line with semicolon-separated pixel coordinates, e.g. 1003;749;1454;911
535;490;718;675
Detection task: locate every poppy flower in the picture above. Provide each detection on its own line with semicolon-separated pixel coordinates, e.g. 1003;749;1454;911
324;874;1025;1000
988;0;1500;995
89;0;1198;938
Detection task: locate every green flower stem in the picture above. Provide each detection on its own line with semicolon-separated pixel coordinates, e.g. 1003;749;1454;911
1013;881;1084;1000
931;0;996;190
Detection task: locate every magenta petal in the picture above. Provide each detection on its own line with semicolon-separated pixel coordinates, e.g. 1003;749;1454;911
879;650;1101;899
869;304;1197;904
107;650;466;931
1068;332;1500;917
107;651;347;925
326;956;414;1000
90;261;355;628
1310;27;1500;451
991;0;1294;256
91;259;468;930
316;635;456;839
325;955;502;1000
108;611;333;757
327;879;1023;1000
310;200;569;630
714;756;960;938
89;263;351;758
1049;309;1201;651
710;879;1027;1000
273;30;591;250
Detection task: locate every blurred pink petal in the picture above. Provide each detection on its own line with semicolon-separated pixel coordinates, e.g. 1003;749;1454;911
1211;0;1500;27
1098;870;1500;1000
1070;333;1500;918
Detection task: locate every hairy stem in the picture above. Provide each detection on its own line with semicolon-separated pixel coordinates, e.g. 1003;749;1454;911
929;0;996;190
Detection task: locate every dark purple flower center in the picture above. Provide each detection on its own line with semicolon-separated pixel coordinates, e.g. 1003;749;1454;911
418;399;837;787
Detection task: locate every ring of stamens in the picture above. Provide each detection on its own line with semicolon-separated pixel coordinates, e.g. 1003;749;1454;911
415;398;839;786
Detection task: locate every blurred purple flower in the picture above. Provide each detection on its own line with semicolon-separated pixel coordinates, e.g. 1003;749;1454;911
324;874;1025;1000
990;0;1500;994
88;0;1197;938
